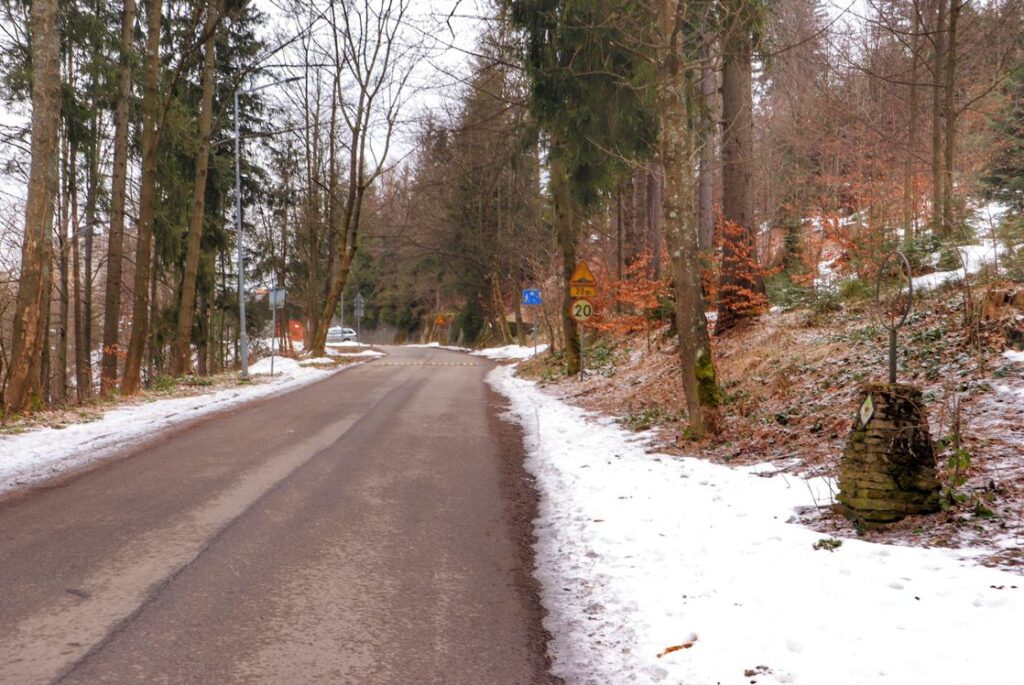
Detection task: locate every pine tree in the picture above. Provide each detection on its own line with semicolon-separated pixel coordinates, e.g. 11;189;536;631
506;0;658;374
982;61;1024;213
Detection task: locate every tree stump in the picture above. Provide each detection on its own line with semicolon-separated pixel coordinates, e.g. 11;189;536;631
837;383;941;524
1006;316;1024;351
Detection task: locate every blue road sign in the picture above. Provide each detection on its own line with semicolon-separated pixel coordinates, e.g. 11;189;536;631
522;288;542;306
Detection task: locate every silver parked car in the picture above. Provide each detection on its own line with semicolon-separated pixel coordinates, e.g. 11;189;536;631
326;326;358;342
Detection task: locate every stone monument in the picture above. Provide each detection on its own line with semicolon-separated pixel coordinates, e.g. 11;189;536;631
837;252;941;525
837;383;941;523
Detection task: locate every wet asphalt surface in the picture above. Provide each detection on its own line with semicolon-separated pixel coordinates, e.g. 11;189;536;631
0;345;557;684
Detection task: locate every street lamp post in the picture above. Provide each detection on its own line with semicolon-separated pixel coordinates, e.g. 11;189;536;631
233;75;300;377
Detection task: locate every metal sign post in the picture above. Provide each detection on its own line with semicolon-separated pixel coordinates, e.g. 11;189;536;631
353;292;365;339
522;289;542;355
579;325;584;380
571;298;594;380
874;251;913;384
569;262;597;379
269;287;286;375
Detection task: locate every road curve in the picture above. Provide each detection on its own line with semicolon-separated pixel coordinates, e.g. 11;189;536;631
0;345;555;684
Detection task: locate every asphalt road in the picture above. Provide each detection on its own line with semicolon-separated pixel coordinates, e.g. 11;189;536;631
0;345;555;684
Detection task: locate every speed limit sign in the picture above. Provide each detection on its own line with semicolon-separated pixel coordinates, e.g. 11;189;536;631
571;299;593;322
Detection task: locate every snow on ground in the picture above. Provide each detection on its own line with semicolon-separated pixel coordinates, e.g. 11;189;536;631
326;348;386;359
249;356;302;374
911;239;1005;292
0;361;353;496
968;200;1011;234
472;344;549;361
1004;349;1024;365
490;365;1023;685
298;357;336;366
406;342;472;352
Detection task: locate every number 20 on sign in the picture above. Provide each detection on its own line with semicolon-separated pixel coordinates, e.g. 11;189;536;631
572;299;593;322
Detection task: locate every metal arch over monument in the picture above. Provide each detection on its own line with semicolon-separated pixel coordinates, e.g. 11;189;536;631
873;250;914;384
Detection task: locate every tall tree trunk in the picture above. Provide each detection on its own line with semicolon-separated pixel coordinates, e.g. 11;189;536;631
616;181;624;315
491;273;512;344
617;183;624;281
82;130;97;400
718;1;766;331
4;0;61;412
57;133;71;405
551;153;579;375
647;165;663;280
930;0;947;235
171;0;220;376
904;2;922;245
38;277;53;404
121;0;163;395
697;43;716;253
101;0;136;395
658;0;720;439
196;291;209;376
147;245;159;380
78;39;100;402
512;275;527;347
941;0;961;237
71;141;92;402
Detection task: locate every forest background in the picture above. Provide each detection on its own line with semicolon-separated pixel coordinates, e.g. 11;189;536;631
0;0;1021;442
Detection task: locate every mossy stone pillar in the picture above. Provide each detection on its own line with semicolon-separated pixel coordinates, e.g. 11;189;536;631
838;383;941;524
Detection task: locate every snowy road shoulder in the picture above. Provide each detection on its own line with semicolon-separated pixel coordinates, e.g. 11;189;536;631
472;343;548;361
489;365;1023;685
0;360;355;497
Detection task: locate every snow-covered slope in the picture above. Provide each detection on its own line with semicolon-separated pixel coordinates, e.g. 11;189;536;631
490;364;1022;685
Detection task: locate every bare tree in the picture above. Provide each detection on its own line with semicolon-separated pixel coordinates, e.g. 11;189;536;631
307;0;414;356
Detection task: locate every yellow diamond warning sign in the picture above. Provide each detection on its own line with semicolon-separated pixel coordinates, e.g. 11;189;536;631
569;260;597;298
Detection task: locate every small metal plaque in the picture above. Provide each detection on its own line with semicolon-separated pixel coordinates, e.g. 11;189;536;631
860;393;875;426
269;287;286;309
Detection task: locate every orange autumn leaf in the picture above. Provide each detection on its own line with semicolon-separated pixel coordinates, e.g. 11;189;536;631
656;636;698;658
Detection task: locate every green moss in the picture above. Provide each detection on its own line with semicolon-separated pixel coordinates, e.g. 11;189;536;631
695;347;722;408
